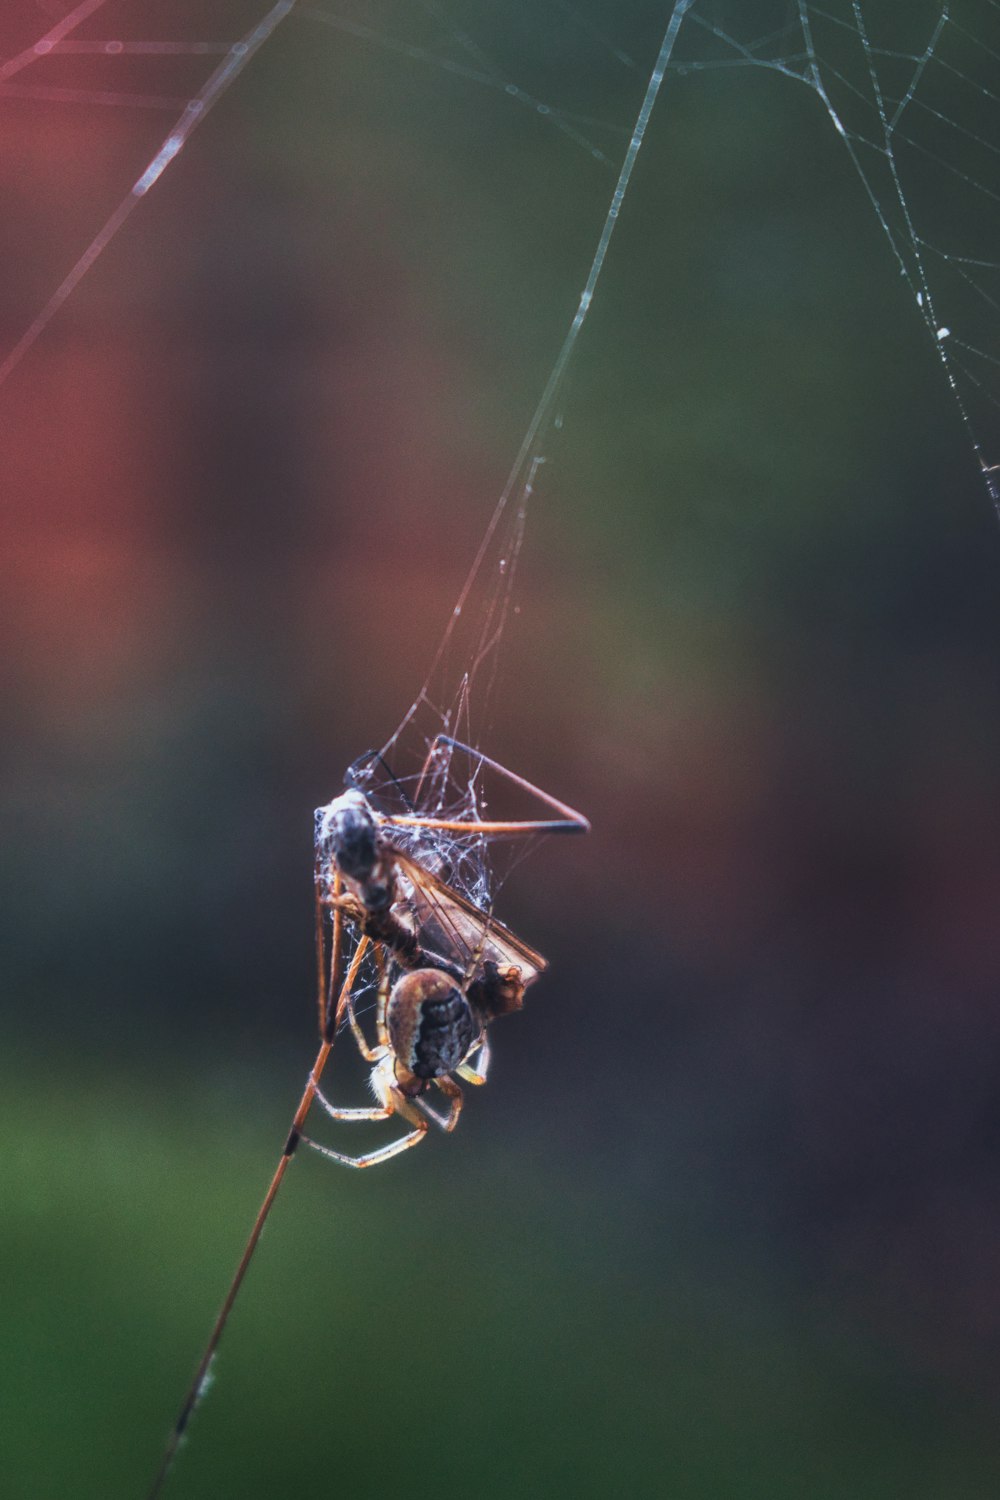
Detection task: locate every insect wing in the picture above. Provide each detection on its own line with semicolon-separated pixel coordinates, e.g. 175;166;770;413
391;851;547;986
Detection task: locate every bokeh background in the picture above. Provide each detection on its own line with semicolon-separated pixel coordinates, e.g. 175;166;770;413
4;3;1000;1497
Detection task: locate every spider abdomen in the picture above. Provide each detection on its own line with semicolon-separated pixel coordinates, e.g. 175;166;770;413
387;969;481;1081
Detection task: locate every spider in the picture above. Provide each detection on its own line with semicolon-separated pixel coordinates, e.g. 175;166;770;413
301;955;497;1170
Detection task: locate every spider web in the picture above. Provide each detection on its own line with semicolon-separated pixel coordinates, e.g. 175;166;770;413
4;0;1000;904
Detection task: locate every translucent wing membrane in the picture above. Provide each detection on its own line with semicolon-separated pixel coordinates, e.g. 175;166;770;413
392;850;547;987
312;734;583;1037
321;735;588;957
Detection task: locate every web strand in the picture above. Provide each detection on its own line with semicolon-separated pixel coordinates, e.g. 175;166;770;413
383;0;698;756
0;0;297;389
3;1;1000;685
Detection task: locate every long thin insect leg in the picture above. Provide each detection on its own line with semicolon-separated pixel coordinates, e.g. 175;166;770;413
344;748;415;811
400;733;590;835
319;865;343;1041
146;1045;328;1498
145;936;370;1500
387;813;587;836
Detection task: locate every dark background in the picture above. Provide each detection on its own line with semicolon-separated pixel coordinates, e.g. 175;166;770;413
3;3;1000;1497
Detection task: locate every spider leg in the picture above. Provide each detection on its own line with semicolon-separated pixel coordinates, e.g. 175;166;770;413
332;942;387;1065
300;1125;426;1170
416;1074;464;1132
455;1033;490;1086
302;1079;430;1168
312;946;397;1121
310;1086;392;1125
343;990;383;1064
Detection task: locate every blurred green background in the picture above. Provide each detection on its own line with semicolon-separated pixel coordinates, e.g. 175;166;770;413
3;3;1000;1497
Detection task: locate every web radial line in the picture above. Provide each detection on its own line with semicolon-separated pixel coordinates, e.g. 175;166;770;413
0;0;112;82
548;0;639;72
387;0;696;750
0;0;298;392
49;42;235;57
849;1;990;480
886;6;948;132
301;6;615;157
412;0;610;161
0;86;189;109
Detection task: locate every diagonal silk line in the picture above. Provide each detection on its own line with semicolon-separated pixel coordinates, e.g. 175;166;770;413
0;0;112;82
386;0;696;751
0;0;298;390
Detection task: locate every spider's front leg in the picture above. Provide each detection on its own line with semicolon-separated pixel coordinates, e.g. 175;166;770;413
310;1041;394;1128
311;960;387;1125
310;950;407;1139
311;1093;392;1126
303;1064;431;1170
